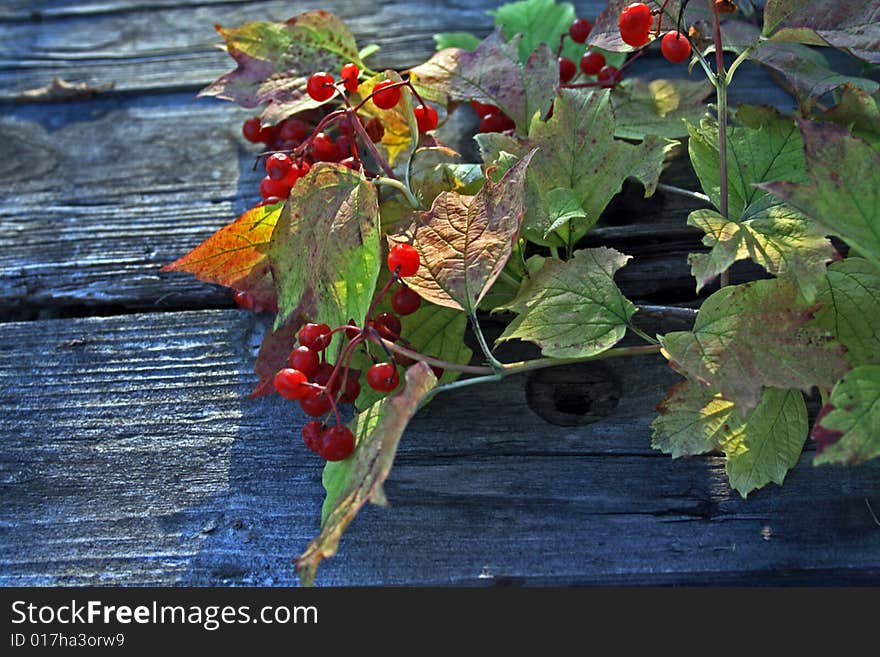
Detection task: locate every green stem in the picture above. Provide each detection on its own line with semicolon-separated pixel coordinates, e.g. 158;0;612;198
374;176;420;209
708;0;730;288
499;269;523;289
469;312;504;372
549;246;561;259
629;324;659;345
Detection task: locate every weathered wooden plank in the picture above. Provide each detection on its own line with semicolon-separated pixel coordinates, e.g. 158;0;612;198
1;309;878;585
0;0;792;108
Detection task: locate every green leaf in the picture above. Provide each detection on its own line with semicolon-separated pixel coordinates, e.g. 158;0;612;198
688;110;808;221
687;206;835;301
408;146;484;203
762;0;880;63
760;121;880;269
813;365;880;465
497;248;636;358
490;0;583;63
297;363;437;586
350;295;473;411
389;150;536;313
652;380;741;458
268;164;380;340
407;30;556;133
722;21;879;100
652;381;809;497
199;11;366;124
660;279;850;412
611;78;713;140
722;388;808;498
478;89;672;247
433;31;482;51
814;258;880;366
817;85;880;147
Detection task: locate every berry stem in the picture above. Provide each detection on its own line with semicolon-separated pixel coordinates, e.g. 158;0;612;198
374;176;420;209
469;312;504;372
708;0;730;287
368;336;494;374
349;108;398;179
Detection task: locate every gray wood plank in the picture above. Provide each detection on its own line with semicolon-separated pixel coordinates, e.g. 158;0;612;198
1;309;878;585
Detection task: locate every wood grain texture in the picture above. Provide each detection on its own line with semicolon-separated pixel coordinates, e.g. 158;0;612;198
1;310;879;586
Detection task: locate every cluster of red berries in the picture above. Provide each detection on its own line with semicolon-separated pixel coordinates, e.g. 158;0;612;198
618;2;692;64
272;243;429;462
556;17;623;89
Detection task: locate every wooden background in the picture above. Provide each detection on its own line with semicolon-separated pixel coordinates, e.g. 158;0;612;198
2;0;879;586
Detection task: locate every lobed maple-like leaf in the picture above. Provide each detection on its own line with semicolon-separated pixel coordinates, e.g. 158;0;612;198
612;78;713;141
760;121;880;270
762;0;880;63
660;279;849;412
652;381;809;497
478;88;672;247
161;202;282;311
268;164;380;341
722;21;879;101
389;150;535;313
407;146;484;203
817;85;880;148
687;206;835;301
814;258;880;367
199;11;367;124
813;365;880;465
296;363;437;586
497;248;636;358
688;108;808;222
407;29;555;133
652;380;741;458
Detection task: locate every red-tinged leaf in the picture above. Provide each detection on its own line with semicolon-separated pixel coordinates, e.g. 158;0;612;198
811;402;844;454
199;11;366;123
760;121;880;270
161;202;282;310
388;149;536;313
659;278;850;413
407;30;555;133
296;363;437;586
813;365;880;465
250;316;303;398
268;164;380;340
763;0;880;63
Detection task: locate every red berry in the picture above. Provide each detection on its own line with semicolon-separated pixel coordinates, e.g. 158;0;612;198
312;362;343;396
391;286;421;315
470;101;500;117
344;319;361;341
279;118;310;142
274;368;308;400
558;57;577;84
285;160;311;187
387;243;420;277
306;72;336;102
394;351;417;367
335;134;354;160
265;152;292;180
367;362;399;393
320;425;356;461
302;421;325;454
372;80;402;110
299;389;332;417
479;112;515;133
340;371;361;404
413;104;439;132
569;17;593;43
289;346;319;378
298;322;332;351
259;196;284;207
372;312;402;342
580;50;606;75
242;117;263;143
310;132;338;162
619;3;653;47
233;289;255;310
430;365;444;380
661;31;692;63
597;65;621;88
260;176;290;200
340;63;360;93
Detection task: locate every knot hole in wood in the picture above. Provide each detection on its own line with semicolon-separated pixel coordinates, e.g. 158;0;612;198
525;362;621;427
